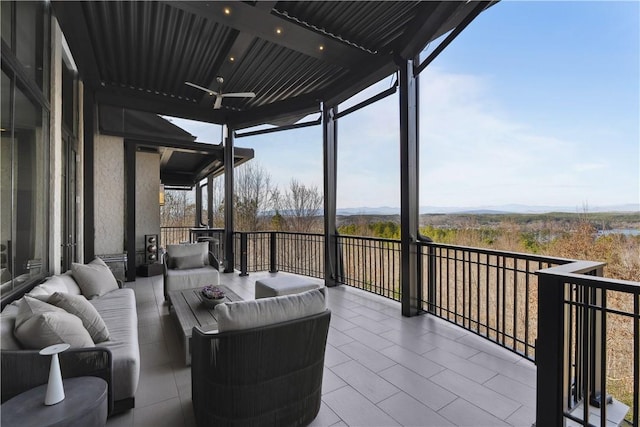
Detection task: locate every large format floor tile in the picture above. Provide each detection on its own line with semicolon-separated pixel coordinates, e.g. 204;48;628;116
107;272;537;427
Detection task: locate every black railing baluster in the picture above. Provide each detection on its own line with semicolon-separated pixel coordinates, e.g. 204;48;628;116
269;231;277;273
239;232;248;276
634;293;639;426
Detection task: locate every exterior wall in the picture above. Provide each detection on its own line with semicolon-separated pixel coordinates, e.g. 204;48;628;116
94;135;124;255
49;20;62;274
76;81;84;263
135;151;160;266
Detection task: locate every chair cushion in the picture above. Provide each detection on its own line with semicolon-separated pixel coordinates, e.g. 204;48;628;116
48;292;110;343
166;242;208;268
214;288;326;332
174;254;204;270
72;257;119;299
13;296;94;349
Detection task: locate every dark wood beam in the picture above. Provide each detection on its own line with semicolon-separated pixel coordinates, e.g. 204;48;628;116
168;1;372;68
51;1;101;87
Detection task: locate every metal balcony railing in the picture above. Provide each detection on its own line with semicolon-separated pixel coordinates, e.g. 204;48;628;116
165;228;638;425
536;262;639;426
233;231;324;278
160;226;191;246
419;242;573;361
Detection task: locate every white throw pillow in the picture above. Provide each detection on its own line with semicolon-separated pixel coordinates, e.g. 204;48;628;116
13;296;94;349
72;257;119;299
214;288;326;332
48;292;110;343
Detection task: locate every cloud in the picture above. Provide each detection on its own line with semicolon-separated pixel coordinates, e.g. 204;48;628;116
165;65;638;209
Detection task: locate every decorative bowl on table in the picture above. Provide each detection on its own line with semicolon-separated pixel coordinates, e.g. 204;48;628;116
200;285;225;308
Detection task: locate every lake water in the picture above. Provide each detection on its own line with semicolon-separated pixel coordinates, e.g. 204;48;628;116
598;228;640;236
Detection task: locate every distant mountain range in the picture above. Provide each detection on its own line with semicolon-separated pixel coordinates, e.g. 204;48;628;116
336;204;640;216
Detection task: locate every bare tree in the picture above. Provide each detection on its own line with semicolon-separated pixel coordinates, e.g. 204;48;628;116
234;162;275;231
160;190;195;226
275;179;323;232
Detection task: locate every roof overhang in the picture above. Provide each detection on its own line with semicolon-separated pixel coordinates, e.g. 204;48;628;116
52;1;496;129
99;106;254;188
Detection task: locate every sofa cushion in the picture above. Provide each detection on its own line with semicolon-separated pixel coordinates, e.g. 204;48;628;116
1;314;21;350
214;288;326;333
48;292;110;343
14;296;94;349
165;265;220;293
166;242;208;268
89;288;140;401
174;254;204;270
72;257;119;299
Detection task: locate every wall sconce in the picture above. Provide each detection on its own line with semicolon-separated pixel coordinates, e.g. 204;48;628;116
159;184;165;206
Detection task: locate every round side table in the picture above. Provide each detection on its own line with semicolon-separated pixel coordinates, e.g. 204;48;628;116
1;376;108;427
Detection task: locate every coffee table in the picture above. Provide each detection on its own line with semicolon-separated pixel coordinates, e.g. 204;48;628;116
168;285;242;365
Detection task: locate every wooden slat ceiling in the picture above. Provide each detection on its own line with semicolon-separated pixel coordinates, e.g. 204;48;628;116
52;1;492;129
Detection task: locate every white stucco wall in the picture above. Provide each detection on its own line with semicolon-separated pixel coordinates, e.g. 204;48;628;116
135;151;160;265
94;134;124;255
49;21;62;274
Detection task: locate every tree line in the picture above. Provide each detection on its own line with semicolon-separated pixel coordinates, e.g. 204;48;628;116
161;162;324;233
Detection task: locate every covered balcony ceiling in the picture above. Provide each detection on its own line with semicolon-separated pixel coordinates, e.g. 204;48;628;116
53;1;493;129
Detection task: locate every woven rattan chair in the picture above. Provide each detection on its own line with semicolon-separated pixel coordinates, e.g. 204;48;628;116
191;309;331;427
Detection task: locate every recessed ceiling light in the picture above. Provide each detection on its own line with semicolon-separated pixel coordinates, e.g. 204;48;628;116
229;56;235;62
275;27;283;35
223;7;231;15
319;45;325;51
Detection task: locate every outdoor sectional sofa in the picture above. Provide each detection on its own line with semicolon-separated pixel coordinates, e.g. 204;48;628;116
0;258;140;414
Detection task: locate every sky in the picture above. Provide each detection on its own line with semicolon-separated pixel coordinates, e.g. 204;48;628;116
167;1;640;211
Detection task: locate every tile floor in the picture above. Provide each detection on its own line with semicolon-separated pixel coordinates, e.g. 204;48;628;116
106;272;536;427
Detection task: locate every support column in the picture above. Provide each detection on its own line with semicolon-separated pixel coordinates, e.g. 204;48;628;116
223;125;234;273
207;175;213;227
399;59;420;317
124;141;136;282
83;90;95;262
323;104;340;287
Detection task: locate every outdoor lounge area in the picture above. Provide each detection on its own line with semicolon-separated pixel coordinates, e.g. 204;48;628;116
1;1;638;426
106;271;536;427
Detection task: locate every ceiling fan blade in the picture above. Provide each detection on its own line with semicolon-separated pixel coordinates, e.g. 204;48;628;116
220;92;256;98
185;81;219;96
213;95;223;109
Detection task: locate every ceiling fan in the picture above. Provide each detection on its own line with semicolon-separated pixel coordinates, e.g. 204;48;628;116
185;76;256;110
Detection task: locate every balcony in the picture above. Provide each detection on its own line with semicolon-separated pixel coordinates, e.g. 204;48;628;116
113;228;637;426
107;272;537;427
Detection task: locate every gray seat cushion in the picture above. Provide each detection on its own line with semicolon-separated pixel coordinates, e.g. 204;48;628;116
89;288;140;402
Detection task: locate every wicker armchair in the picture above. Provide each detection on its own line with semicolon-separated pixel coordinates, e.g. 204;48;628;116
191;309;331;427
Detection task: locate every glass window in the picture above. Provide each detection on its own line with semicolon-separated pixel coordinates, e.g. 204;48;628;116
15;1;48;95
1;1;12;48
1;1;50;300
1;70;12;291
0;75;49;296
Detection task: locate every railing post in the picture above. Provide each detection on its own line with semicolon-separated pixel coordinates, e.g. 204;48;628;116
239;232;248;277
535;272;568;427
589;266;607;409
269;232;278;273
427;244;437;314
